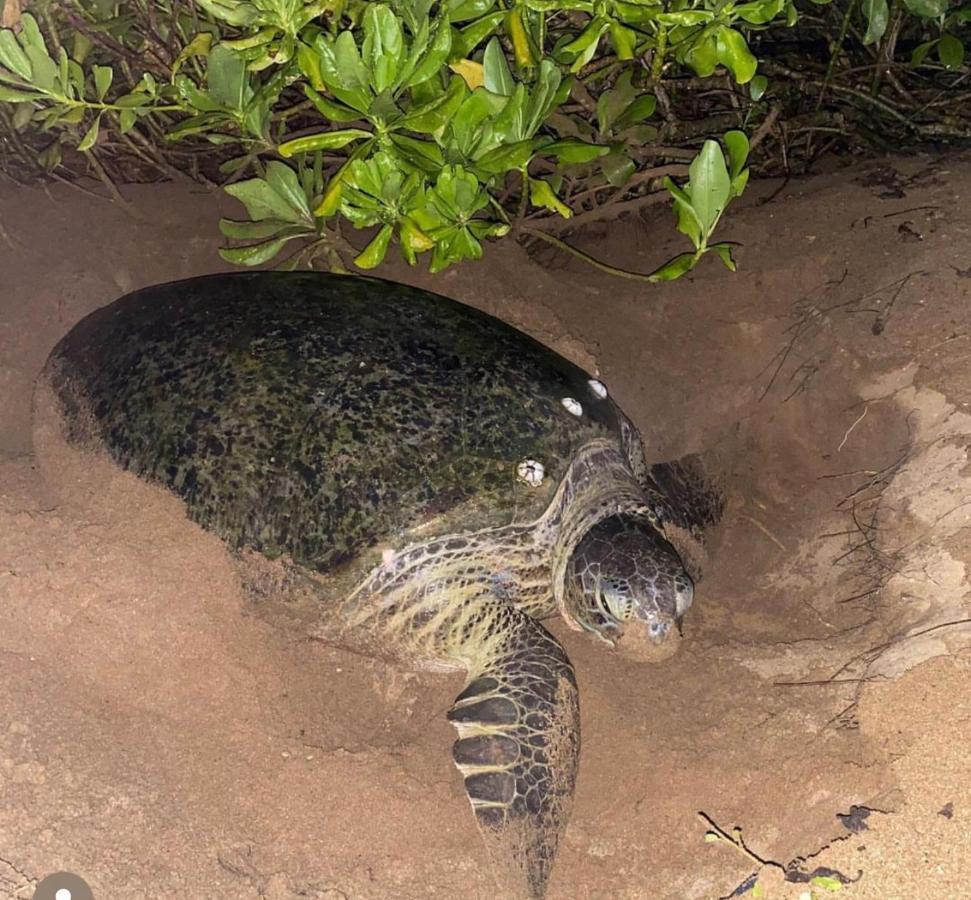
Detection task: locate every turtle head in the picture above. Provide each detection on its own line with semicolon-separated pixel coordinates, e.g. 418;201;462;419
565;515;693;661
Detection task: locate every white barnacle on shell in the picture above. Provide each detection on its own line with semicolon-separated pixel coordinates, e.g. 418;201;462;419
561;397;583;417
516;459;545;487
587;378;608;399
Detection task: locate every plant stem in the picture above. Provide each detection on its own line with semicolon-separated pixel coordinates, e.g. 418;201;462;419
520;225;664;282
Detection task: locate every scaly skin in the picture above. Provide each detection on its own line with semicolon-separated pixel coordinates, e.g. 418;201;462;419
325;440;664;897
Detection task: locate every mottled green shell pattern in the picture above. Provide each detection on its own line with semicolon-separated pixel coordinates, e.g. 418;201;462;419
46;272;626;578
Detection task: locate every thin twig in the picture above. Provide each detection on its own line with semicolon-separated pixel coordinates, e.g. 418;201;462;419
526;187;672;235
837;405;869;452
519;225;669;282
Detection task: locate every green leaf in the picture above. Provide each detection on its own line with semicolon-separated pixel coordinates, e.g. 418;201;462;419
648;251;698;282
399;215;436;264
406;13;452;87
390;132;445;169
20;14;57;91
483;36;514;96
207;44;249;110
0;85;45;101
174;74;221;112
564;17;608;72
226;175;308;224
911;39;938;67
362;4;403;94
524;59;562;137
329;31;370;93
473;138;534;174
450;0;498;21
664;176;703;248
614;94;656;131
862;0;889;44
0;29;32;81
709;242;738;271
687;139;731;235
119;107;135;134
723;130;750;181
57;46;69;98
196;0;259;27
655;10;714;24
468;219;508;240
297;41;325;90
303;86;361;122
732;168;750;197
264;160;313;221
219;218;300;240
11;101;33;129
597;71;634;133
221;28;276;52
316;171;345;218
900;0;948;15
219;235;301;266
809;874;844;891
685;33;718;77
165;111;225;141
601;150;635;187
938;33;965;68
452;11;506;59
93;65;112;102
278;128;373;156
609;21;638;60
491;80;527;142
58;106;84;126
398;14;432;80
541;138;609;163
72;32;93;66
67;56;86;101
447;86;507;157
734;0;785;24
172;32;213;76
77;113;102;151
505;5;535;67
716;27;758;84
749;74;768;100
400;74;467;132
355;223;395;269
529;177;571;218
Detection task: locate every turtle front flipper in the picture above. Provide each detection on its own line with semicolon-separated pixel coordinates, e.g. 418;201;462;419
447;607;580;899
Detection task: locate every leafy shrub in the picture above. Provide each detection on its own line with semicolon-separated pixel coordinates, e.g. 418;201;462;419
0;0;964;276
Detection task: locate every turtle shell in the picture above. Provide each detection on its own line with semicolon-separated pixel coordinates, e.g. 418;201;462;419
44;272;631;577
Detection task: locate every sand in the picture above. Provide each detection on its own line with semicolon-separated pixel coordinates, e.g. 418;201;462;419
1;153;969;899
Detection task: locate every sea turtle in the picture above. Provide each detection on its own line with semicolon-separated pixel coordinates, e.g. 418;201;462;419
35;271;720;898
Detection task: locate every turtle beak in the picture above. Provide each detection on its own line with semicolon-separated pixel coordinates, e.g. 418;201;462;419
674;575;694;621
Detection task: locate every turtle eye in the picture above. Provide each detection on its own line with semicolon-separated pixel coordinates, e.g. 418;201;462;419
598;580;634;622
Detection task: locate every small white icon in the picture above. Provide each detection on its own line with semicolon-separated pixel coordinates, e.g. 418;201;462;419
561;397;583;416
55;891;72;900
587;379;608;399
516;458;545;487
